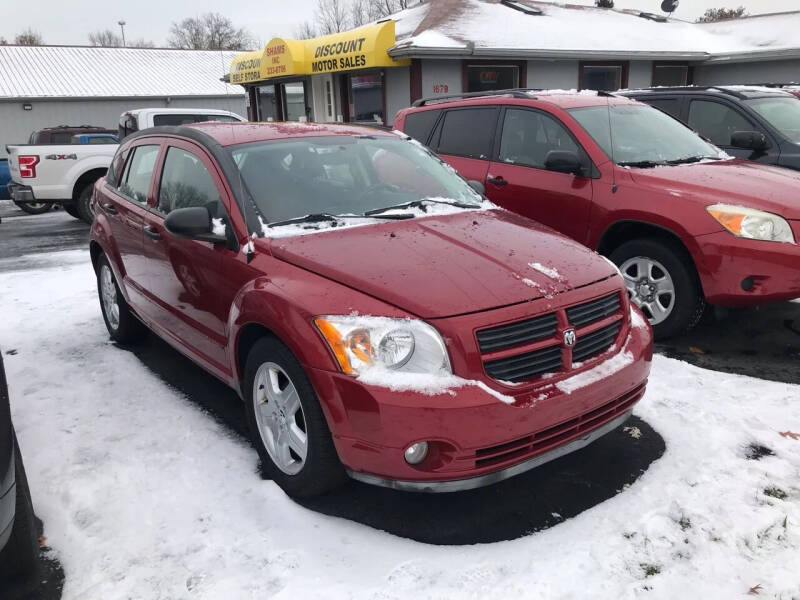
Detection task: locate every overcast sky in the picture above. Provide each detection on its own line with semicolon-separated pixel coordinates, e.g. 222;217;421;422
2;0;797;47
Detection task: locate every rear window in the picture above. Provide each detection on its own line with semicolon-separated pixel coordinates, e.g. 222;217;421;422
403;110;441;144
152;114;238;127
436;108;497;159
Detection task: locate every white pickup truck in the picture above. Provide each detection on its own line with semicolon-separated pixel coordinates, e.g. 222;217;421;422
6;108;245;223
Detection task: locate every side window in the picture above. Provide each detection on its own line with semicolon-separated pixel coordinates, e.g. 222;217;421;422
157;147;224;217
403;109;441;144
498;108;581;170
119;145;159;204
437;108;497;159
687;100;754;147
644;98;681;119
106;148;128;188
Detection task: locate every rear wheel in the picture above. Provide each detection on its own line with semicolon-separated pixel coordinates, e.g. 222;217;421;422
63;203;81;220
96;254;146;344
76;184;96;224
610;238;705;339
244;337;346;497
0;438;39;580
14;201;50;215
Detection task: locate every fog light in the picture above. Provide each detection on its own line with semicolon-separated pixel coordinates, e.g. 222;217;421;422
404;441;429;465
741;276;754;291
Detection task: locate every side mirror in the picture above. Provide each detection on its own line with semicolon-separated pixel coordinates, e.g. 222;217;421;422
467;180;485;195
164;206;227;244
730;131;769;152
544;150;584;175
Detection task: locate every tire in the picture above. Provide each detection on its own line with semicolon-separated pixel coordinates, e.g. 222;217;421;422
14;201;50;215
96;254;146;344
76;183;96;224
63;203;82;220
610;238;705;339
0;436;39;581
243;337;346;498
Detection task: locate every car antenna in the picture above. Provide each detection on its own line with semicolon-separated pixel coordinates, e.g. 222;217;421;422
220;50;257;262
605;92;618;194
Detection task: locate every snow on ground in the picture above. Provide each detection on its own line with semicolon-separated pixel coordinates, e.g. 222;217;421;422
1;251;799;599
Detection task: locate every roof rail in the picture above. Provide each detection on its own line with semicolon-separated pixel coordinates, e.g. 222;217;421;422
626;85;749;99
412;88;540;107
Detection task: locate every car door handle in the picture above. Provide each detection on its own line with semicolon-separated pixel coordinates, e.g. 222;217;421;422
101;202;117;215
487;175;508;187
144;225;162;241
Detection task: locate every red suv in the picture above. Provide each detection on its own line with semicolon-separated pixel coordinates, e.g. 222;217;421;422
89;122;651;497
395;91;800;338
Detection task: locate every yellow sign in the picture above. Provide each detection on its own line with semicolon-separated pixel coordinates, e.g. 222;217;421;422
230;21;409;84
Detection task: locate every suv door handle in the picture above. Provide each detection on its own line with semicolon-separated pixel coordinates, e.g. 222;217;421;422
487;175;508;187
144;225;162;241
101;202;117;215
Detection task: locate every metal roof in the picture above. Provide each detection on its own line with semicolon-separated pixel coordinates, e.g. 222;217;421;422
0;46;245;100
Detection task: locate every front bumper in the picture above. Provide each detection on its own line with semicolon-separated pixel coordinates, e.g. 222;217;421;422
308;314;652;492
695;228;800;305
6;182;36;203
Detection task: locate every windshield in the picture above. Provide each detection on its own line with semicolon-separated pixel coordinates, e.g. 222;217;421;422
568;104;726;166
230;135;483;225
745;97;800;144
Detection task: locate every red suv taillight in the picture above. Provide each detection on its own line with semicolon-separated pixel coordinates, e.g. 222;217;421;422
18;155;40;178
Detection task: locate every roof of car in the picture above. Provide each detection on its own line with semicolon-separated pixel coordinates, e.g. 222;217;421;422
176;121;398;146
406;90;639;112
620;85;797;100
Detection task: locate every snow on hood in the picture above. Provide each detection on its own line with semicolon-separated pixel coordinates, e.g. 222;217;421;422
267;209;618;319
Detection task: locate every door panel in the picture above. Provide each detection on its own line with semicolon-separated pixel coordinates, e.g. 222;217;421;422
140;141;235;374
486;108;594;243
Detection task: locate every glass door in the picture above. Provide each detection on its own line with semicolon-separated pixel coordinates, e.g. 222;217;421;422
281;81;309;122
257;85;278;122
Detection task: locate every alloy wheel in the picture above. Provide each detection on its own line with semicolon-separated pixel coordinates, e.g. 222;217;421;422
100;265;120;330
620;256;676;325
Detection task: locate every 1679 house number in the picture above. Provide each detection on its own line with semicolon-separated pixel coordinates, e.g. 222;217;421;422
433;84;449;94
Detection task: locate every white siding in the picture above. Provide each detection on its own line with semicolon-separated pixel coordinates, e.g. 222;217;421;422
421;60;462;99
527;60;579;89
0;96;247;157
693;60;800;85
628;61;652;89
386;66;411;124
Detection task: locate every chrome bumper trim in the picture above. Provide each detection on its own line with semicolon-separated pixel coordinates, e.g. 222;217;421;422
346;410;632;493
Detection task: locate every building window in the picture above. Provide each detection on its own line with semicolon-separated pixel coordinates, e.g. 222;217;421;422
653;63;690;87
466;64;519;92
257;84;278;122
348;72;385;124
580;62;628;91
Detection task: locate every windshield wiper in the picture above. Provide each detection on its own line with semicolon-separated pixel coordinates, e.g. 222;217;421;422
267;212;413;228
364;198;479;216
666;155;723;165
617;160;667;168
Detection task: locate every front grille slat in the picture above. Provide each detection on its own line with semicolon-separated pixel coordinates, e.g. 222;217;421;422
566;293;621;326
484;346;563;382
572;322;621;362
476;313;557;352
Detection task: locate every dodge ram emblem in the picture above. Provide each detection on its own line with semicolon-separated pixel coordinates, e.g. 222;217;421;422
563;328;576;347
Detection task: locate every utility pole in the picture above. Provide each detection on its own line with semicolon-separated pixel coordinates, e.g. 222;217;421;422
118;20;127;47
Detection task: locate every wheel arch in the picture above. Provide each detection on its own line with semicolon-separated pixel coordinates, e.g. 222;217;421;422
71;168;107;201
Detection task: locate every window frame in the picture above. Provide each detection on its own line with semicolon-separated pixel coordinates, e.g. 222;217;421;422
115;140;163;206
494;106;598;178
461;59;527;93
431;106;500;160
578;61;629;91
651;61;692;87
345;68;387;125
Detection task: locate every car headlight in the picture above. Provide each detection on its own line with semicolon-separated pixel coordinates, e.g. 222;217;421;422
314;316;451;375
706;204;795;243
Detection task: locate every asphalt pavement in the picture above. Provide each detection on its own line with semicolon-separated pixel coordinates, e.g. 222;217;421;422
1;201;798;594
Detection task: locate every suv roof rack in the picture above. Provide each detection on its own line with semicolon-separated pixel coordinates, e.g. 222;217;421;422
627;85;750;99
412;88;540;107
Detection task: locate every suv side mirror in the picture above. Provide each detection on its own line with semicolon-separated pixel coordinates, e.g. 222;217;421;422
164;206;227;244
544;150;584;175
467;180;485;195
730;131;769;151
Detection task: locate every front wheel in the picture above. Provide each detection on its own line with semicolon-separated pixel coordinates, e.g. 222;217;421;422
0;438;39;580
244;337;346;497
76;184;96;224
14;201;50;215
96;254;146;344
610;238;705;339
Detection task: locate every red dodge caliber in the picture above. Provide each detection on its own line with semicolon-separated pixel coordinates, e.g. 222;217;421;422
89;122;652;497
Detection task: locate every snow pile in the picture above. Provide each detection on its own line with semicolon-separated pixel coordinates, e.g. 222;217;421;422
211;218;226;236
1;251;799;599
556;351;634;394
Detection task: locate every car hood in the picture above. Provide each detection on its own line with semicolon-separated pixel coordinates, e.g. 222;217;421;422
628;159;800;220
266;209;617;319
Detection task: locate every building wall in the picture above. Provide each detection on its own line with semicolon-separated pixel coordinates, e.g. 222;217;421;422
0;96;246;158
420;60;463;100
693;59;800;85
527;60;580;89
386;66;411;123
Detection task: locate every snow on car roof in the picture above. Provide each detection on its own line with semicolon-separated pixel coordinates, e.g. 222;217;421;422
183;121;398;146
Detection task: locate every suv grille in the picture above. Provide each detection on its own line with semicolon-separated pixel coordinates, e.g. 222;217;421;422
476;291;624;383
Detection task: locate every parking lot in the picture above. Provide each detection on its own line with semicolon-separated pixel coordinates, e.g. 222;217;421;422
1;201;798;599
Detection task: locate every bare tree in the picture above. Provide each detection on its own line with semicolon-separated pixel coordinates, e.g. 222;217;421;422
294;21;318;40
315;0;350;34
0;37;7;46
89;29;123;47
128;38;156;48
696;6;747;22
168;13;254;50
14;28;44;46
